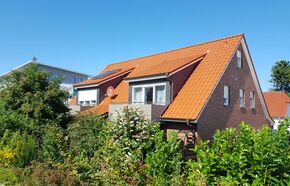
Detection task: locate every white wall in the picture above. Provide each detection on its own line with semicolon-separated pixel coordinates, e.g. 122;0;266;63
273;118;282;130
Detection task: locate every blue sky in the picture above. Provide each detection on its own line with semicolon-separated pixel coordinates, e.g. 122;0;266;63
0;1;289;91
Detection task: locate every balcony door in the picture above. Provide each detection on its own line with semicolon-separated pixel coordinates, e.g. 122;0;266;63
145;87;153;104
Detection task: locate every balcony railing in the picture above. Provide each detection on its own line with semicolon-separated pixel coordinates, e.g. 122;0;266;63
109;102;168;121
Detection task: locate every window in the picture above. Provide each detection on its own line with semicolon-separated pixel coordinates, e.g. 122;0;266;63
91;100;97;106
144;87;153;104
223;86;230;106
133;87;142;103
239;89;245;108
237;50;242;69
132;83;166;105
155;85;166;105
78;89;98;106
250;91;255;109
79;101;84;105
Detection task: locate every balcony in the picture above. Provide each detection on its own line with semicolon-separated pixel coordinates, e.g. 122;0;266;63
109;102;168;121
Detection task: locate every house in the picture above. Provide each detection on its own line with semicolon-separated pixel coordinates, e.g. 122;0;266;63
0;57;91;95
263;91;290;130
73;34;273;141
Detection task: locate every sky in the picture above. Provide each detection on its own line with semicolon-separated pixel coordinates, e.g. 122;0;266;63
0;1;289;91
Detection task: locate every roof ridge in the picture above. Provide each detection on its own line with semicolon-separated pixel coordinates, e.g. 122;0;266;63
107;33;244;67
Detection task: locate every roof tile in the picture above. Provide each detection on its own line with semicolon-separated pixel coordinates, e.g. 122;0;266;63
263;91;290;117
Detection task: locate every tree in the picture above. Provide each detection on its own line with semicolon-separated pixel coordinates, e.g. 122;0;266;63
0;64;70;127
270;60;290;92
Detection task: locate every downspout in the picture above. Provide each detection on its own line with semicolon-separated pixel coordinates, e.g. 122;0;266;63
186;119;194;127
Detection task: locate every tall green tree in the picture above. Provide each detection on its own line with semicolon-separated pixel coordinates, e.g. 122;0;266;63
0;64;70;127
270;60;290;92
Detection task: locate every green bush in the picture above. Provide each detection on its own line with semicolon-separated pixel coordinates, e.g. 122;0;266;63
65;115;107;182
187;122;290;185
68;115;106;158
94;106;183;185
0;168;18;185
41;124;67;162
0;130;37;167
0;109;37;137
145;132;184;185
21;161;79;186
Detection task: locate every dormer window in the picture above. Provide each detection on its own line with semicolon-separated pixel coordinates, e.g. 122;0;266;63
132;83;166;105
237;50;242;69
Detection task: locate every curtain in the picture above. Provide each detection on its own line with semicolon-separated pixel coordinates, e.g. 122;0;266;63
134;87;142;103
155;85;165;105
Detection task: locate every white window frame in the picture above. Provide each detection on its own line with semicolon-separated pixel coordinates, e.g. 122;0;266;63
239;89;245;108
237;50;242;69
132;83;166;105
249;91;255;109
223;85;230;106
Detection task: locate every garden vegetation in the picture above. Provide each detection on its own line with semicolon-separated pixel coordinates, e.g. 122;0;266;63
0;66;289;185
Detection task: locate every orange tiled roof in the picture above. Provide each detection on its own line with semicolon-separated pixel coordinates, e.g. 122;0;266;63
126;53;206;79
80;34;244;118
263;91;290;118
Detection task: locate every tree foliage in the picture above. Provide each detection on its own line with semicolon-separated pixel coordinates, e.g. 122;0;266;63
270;60;290;92
0;64;70;126
187;122;290;185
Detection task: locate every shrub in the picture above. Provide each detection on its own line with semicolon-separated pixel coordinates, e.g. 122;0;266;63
0;168;18;185
187;122;290;185
0;110;37;137
0;130;37;167
111;106;160;160
41;124;67;162
66;115;107;182
68;115;106;158
145;132;184;185
21;161;79;186
94;106;182;185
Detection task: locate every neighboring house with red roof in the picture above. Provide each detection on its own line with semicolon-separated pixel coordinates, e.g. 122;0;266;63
263;91;290;130
73;34;272;141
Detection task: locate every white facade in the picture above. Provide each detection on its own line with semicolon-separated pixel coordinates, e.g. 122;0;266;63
0;60;90;95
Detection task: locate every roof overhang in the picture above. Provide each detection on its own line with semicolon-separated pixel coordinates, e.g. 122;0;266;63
160;117;197;124
125;74;168;83
74;69;133;89
74;84;100;89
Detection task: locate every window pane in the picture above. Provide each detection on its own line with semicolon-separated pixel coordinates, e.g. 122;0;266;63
239;89;245;108
133;87;142;103
145;87;153;104
250;92;255;109
237;50;242;69
224;86;229;106
155;85;166;105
